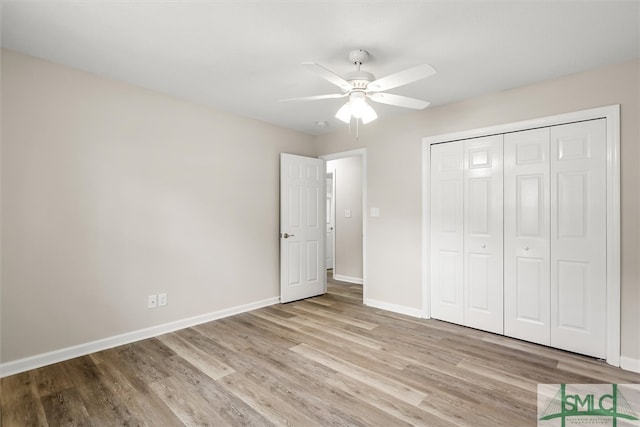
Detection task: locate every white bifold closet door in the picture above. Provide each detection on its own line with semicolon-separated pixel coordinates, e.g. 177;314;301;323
503;119;607;357
431;119;607;359
463;135;504;334
431;135;503;333
550;119;607;359
504;128;551;345
430;141;464;324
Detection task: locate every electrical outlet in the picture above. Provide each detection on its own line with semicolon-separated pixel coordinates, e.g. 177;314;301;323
147;294;157;309
158;293;167;307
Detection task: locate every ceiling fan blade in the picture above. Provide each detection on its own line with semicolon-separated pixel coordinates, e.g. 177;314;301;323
302;62;353;92
367;64;436;92
369;93;430;109
280;93;347;102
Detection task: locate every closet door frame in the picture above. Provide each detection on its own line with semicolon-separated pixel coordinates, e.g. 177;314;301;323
422;104;620;367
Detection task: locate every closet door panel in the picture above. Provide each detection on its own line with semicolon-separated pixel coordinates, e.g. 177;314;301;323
463;135;503;334
468;253;490;311
515;258;545;319
504;128;551;345
550;119;607;358
430;142;464;324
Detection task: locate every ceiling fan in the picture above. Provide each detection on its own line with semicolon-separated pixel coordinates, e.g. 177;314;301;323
282;49;436;125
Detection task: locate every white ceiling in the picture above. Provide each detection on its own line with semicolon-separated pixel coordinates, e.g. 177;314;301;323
2;1;639;135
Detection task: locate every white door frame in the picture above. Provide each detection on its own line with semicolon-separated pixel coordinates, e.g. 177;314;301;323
319;148;367;302
422;105;620;367
326;170;335;273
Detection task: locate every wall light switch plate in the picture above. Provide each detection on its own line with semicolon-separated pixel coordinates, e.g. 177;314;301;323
158;293;167;307
344;209;352;218
370;207;380;217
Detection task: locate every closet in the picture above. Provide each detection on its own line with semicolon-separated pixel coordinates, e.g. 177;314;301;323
430;118;607;358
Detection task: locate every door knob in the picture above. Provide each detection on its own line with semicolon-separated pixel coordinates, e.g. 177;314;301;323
282;233;295;239
481;244;486;249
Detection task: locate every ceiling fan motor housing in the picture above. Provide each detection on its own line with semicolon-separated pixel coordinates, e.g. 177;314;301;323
345;70;375;89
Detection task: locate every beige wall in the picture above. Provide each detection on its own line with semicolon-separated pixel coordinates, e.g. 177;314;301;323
316;59;640;361
327;157;363;282
0;50;316;362
2;49;638;366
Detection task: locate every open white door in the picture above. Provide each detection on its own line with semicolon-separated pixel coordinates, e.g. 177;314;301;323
280;153;326;303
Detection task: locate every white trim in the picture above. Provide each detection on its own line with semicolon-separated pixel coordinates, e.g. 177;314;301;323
319;148;367;302
333;274;363;285
365;298;424;318
320;148;366;161
422;104;621;367
604;105;621;368
421;136;432;319
422;105;620;145
327;168;336;274
0;296;279;378
620;356;640;374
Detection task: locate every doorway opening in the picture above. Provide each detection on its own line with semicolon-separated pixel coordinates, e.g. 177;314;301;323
320;149;367;303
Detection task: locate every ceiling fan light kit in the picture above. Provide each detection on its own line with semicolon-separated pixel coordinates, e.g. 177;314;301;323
335;92;378;124
282;49;436;129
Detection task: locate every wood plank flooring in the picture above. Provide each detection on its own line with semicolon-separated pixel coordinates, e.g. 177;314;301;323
3;275;640;426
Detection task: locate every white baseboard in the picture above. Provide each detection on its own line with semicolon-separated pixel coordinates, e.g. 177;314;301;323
333;274;363;285
0;296;279;378
620;356;640;373
364;298;423;319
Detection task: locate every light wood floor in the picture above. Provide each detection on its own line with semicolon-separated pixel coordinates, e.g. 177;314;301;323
3;276;640;426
